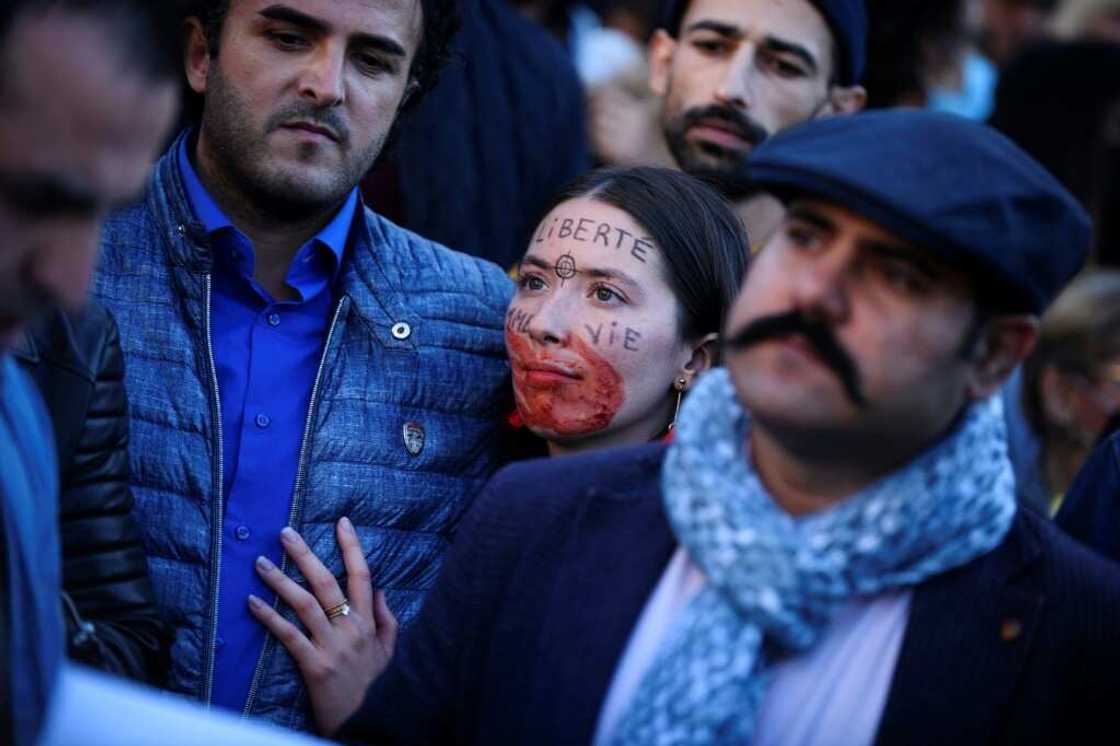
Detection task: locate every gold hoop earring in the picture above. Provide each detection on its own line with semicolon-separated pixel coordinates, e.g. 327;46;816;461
668;377;688;432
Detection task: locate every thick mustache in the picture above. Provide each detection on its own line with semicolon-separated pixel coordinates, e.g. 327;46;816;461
726;310;867;408
683;104;769;149
267;104;349;143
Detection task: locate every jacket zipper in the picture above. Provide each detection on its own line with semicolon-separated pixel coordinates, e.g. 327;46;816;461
202;275;226;707
241;296;348;718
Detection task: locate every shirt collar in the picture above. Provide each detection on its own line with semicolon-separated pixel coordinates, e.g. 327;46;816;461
177;133;234;236
175;132;357;277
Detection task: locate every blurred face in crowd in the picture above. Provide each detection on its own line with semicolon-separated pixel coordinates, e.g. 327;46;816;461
0;10;177;345
982;0;1055;67
724;198;1035;462
507;198;713;453
1041;355;1120;447
649;0;865;191
185;0;423;217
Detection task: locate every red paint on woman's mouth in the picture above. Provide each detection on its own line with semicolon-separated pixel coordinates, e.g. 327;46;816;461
506;330;625;436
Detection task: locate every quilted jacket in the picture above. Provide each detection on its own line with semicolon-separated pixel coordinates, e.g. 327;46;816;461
91;135;514;730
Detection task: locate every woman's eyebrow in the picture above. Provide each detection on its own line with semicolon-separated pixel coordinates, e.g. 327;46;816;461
520;255;643;288
583;267;642;288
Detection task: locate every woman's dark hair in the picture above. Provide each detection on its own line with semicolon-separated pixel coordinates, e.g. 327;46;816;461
540;167;749;355
181;0;459;117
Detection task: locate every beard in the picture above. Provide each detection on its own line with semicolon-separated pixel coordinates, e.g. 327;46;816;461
662;103;770;200
198;65;385;221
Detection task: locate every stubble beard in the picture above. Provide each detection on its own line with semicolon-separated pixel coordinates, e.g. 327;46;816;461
199;65;387;222
661;108;760;201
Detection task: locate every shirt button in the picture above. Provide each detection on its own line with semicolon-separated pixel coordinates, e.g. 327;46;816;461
255;413;271;429
391;322;411;340
235;525;251;541
267;312;281;327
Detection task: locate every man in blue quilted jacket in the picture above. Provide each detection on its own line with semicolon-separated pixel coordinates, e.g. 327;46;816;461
91;0;514;731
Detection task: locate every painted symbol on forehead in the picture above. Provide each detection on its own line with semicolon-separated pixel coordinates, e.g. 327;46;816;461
555;253;577;285
505;329;626;437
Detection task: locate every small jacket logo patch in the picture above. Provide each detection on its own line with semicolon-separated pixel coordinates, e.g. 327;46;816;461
402;422;425;456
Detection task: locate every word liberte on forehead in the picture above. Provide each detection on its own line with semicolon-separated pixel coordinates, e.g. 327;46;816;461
534;214;654;264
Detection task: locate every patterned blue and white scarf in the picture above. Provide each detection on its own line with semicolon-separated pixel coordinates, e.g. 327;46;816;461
610;368;1016;745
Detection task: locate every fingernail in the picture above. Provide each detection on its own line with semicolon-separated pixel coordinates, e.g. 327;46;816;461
255;555;274;572
280;527;298;542
341;516;355;534
248;594;264;610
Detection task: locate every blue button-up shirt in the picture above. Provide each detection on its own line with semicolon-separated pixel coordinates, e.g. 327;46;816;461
177;136;358;712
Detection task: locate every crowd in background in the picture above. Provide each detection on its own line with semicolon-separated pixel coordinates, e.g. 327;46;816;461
3;0;1120;744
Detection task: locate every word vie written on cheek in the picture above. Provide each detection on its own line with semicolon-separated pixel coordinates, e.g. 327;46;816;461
507;307;643;353
534;215;653;264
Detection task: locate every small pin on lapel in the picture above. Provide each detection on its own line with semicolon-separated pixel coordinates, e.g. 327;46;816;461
403;421;425;456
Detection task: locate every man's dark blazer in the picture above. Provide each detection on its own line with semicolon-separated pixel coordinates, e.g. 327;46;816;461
342;444;1120;745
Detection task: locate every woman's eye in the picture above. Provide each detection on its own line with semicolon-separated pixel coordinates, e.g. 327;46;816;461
592;285;624;304
519;274;547;292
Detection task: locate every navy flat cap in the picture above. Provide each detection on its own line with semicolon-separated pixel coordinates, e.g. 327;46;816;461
745;110;1092;314
658;0;867;85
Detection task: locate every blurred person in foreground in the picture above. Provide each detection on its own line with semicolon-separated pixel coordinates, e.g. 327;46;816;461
0;0;178;743
91;0;516;731
1019;272;1120;513
323;110;1119;745
13;302;169;684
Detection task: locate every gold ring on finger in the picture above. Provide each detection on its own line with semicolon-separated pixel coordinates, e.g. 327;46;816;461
324;600;351;620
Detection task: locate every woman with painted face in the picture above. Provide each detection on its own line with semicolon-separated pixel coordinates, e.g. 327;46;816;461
505;166;749;456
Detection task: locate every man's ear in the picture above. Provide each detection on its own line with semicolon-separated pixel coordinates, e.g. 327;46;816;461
965;315;1039;399
819;84;867;117
184;17;211;96
679;332;719;388
648;29;678;98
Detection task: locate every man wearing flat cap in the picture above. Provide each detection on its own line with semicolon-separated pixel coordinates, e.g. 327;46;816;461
296;110;1120;745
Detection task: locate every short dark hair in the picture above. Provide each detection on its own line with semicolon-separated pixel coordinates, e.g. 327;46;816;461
541;167;750;354
188;0;460;110
0;0;180;85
